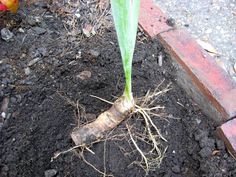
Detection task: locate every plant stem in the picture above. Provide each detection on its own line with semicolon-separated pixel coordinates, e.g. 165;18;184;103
123;53;133;101
111;0;140;102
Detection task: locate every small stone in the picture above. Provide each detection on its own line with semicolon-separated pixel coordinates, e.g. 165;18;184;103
1;112;6;119
1;28;14;42
44;169;57;177
171;165;181;174
75;10;81;18
199;147;212;158
82;24;94;37
27;17;37;26
75;51;82;59
77;71;92;80
24;67;31;75
37;47;48;57
166;17;176;27
89;49;100;58
28;58;41;66
15;95;22;103
32;27;47;35
196;118;201;124
18;28;25;33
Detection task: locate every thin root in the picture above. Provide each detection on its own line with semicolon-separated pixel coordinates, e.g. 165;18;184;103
53;82;170;175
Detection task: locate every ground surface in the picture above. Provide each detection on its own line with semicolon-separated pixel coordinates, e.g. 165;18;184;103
0;2;236;177
155;0;236;81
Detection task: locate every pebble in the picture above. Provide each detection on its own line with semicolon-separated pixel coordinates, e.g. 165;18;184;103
1;112;6;119
28;58;41;67
24;67;31;75
75;10;81;18
44;169;57;177
32;27;47;35
1;28;14;42
82;24;95;37
77;70;92;80
166;17;176;27
234;63;236;73
27;17;38;26
36;47;48;57
89;49;100;58
196;118;201;124
171;165;181;174
75;51;82;59
18;28;25;33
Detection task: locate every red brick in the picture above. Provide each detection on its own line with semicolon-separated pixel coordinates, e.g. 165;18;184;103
217;118;236;158
139;0;236;121
139;0;170;37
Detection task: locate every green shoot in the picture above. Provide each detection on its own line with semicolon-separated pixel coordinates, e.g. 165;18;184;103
111;0;140;101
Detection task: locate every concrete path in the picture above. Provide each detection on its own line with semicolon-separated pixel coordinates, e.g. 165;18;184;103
155;0;236;81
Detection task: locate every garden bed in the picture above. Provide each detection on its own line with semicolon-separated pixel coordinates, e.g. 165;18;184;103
0;2;236;177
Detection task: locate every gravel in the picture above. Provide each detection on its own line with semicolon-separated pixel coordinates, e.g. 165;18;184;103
1;28;14;42
155;0;236;81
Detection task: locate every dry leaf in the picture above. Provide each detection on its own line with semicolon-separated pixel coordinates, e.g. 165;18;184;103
197;39;218;56
212;150;220;156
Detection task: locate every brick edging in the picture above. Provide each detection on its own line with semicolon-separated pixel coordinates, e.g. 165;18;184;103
139;0;236;121
217;117;236;159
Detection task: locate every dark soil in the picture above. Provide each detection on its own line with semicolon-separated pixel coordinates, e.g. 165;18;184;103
0;2;236;177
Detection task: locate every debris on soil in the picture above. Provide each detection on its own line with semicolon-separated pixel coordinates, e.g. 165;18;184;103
197;39;218;56
28;57;41;67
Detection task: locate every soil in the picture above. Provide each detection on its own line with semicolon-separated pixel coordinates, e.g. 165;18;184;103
0;2;236;177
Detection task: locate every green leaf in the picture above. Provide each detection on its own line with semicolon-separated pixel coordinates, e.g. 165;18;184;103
111;0;140;101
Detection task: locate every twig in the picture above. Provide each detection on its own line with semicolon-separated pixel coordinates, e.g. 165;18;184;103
51;144;84;161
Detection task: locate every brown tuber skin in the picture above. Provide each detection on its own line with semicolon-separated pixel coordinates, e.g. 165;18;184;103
71;95;135;146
